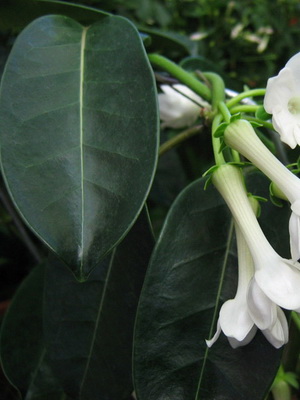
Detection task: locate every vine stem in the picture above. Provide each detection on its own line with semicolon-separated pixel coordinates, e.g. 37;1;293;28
148;54;211;101
230;105;260;114
212;114;225;165
218;101;231;123
244;116;274;130
159;125;203;156
226;88;266;108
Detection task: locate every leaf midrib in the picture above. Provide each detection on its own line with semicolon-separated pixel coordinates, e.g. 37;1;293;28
79;26;88;275
195;218;234;400
79;249;116;396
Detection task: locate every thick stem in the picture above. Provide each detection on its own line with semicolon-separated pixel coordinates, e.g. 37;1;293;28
226;88;266;108
148;54;211;101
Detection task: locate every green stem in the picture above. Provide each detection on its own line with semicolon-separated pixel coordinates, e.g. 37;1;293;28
226;88;266;108
217;102;240;162
201;73;226;165
243;116;274;130
202;72;225;110
218;101;231;123
212;114;225;164
159;125;203;156
230;105;260;114
148;54;211;101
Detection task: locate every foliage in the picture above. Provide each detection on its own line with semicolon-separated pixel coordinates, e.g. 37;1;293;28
0;1;299;400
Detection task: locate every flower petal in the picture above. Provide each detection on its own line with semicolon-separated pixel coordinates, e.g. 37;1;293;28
247;278;277;330
228;325;257;349
219;298;254;341
158;84;204;129
289;201;300;261
206;319;221;348
264;63;300;148
286;52;300;88
255;258;300;310
271;109;298;149
264;68;294;114
262;307;289;349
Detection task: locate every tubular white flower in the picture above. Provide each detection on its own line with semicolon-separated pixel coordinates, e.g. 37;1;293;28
158;84;208;129
206;221;257;349
264;52;300;148
224;119;300;261
247;279;288;348
212;164;300;313
206;189;288;349
262;307;289;349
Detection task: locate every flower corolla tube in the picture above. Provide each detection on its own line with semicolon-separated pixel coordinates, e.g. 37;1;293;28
206;218;288;349
264;51;300;148
207;164;299;348
158;84;208;129
224;119;300;261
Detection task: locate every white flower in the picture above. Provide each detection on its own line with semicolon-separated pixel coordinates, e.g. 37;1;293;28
158;84;208;129
212;164;300;329
206;220;258;349
247;279;288;348
264;52;300;148
224;119;300;261
290;201;300;261
206;176;288;349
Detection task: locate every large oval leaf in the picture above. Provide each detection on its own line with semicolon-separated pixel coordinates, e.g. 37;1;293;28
44;208;154;399
0;265;65;399
133;175;287;400
0;15;158;280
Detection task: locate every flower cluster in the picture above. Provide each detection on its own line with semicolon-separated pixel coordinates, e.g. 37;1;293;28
207;164;292;348
206;53;300;349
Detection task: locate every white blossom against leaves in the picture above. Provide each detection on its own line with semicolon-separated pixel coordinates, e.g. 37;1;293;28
264;52;300;148
206;189;288;349
224;119;300;262
158;84;208;129
210;164;300;348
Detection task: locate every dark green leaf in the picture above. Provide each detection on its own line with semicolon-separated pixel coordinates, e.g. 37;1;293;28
250;121;263;128
134;175;285;400
214;122;228;138
0;265;64;399
0;15;158;279
230;113;241;122
44;208;154;399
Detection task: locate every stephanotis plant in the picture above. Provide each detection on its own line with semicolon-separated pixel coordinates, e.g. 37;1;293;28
1;9;300;400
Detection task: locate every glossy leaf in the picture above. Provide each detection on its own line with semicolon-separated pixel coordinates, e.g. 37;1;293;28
0;15;158;279
44;208;154;399
134;175;287;400
0;265;64;399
